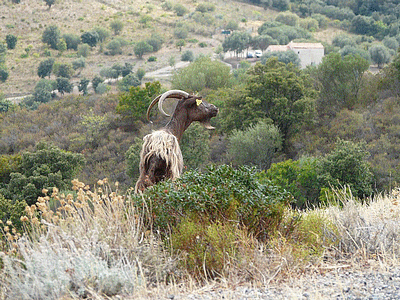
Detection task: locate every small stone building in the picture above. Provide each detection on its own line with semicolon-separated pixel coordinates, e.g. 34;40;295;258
266;42;325;69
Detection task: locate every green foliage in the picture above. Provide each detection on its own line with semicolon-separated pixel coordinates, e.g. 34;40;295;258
176;39;186;51
116;81;161;131
195;2;215;13
133;41;152;59
265;157;322;208
117;73;140;92
137;165;291;241
44;0;56;8
222;31;252;56
172;56;232;92
136;68;145;81
180;123;211;170
313;53;370;115
56;77;73;95
0;68;9;83
228;120;282;171
173;26;188;39
56;38;67;53
53;63;73;79
246;58;317;145
173;3;188;16
91;75;103;91
275;11;299;27
5;34;17;50
181;50;193;61
0;194;27;234
105;39;125;55
0;143;84;205
77;43;90;57
72;56;85;71
171;219;246;278
93;26;111;43
32;79;56;104
125;137;143;184
42;25;60;49
62;33;81;50
257;22;311;44
369;44;391;68
37;58;54;78
261;50;301;66
78;78;90;95
319;139;374;199
110;20;124;35
146;33;163;52
81;31;99;47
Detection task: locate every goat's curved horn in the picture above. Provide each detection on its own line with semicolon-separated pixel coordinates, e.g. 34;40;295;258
147;90;189;121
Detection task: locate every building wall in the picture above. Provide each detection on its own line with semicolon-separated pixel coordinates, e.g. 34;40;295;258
294;48;325;69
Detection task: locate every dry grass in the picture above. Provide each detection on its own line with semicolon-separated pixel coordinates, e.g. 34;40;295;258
0;180;399;299
0;0;275;97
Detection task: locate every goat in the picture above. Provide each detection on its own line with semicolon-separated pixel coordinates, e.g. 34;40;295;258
135;90;218;193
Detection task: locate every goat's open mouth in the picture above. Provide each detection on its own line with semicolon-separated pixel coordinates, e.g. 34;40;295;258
201;119;215;130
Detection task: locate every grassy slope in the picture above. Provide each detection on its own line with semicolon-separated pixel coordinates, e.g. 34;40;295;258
0;0;278;97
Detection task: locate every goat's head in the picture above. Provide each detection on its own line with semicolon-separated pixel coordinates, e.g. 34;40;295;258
147;90;218;136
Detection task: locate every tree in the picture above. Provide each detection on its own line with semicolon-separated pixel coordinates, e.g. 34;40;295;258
56;77;73;95
180;123;211;170
81;31;99;47
62;33;80;50
116;81;161;131
181;50;194;62
77;44;91;57
54;63;73;78
42;25;60;49
318;139;374;199
261;50;300;66
118;73;141;92
72;57;86;73
0;68;9;83
78;78;90;95
146;33;164;52
176;39;186;52
222;31;252;57
245;58;317;148
369;44;391;68
172;56;233;92
228;120;282;170
44;0;56;9
56;38;67;53
173;3;188;16
314;52;370;115
251;35;276;51
93;27;111;43
1;143;84;205
136;68;145;81
5;34;17;50
110;20;124;35
92;75;103;91
33;79;56;103
173;26;188;39
133;41;153;59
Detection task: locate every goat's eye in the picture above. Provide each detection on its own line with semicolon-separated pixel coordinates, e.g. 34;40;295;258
196;99;203;106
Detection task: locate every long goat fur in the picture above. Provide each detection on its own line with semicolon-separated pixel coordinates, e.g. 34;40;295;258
135;130;183;192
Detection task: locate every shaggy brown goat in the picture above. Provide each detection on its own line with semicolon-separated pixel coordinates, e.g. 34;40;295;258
135;90;218;193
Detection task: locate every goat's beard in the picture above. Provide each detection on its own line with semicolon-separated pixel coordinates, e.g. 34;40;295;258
200;119;215;130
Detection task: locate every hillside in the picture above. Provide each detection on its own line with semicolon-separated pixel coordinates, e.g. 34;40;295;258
0;0;276;97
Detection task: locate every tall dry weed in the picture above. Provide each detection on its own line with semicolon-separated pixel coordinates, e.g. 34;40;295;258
0;179;176;299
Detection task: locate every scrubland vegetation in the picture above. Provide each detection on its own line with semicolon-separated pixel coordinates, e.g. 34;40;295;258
2;0;400;298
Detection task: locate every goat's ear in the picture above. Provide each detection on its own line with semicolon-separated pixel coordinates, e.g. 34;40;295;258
196;99;203;106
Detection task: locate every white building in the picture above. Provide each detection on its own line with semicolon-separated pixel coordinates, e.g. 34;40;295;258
266;41;325;69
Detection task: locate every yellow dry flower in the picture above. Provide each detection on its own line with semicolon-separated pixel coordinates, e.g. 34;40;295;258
97;180;104;186
4;226;9;232
42;188;48;195
11;228;16;234
6;220;12;226
37;197;46;203
20;216;29;222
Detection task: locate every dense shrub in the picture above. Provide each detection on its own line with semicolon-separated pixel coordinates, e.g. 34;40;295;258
136;165;291;277
138;165;291;240
0;143;85;205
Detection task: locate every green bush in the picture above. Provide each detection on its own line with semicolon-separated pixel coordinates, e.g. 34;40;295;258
265;157;322;209
137;165;291;240
0;143;85;205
